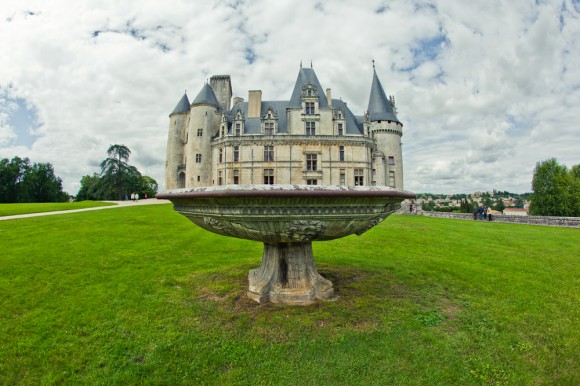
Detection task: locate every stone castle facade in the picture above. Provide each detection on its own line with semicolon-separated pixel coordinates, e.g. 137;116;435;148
165;65;404;190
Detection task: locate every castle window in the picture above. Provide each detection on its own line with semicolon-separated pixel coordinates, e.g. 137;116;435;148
235;123;241;136
264;169;274;185
264;145;274;161
264;122;274;135
340;169;346;185
306;121;316;136
306;179;317;185
339;146;345;161
305;102;315;115
354;169;364;186
195;154;202;163
218;171;223;186
338;123;343;136
389;171;395;187
219;148;223;163
197;176;200;182
306;154;317;171
388;156;395;165
197;128;203;137
233;169;239;184
233;146;239;162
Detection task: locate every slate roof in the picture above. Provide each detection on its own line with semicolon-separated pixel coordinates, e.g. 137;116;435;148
191;83;220;108
223;67;364;135
289;67;329;108
170;93;190;115
367;69;400;123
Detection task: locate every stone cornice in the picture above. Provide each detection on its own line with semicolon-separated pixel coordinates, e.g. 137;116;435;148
212;135;373;148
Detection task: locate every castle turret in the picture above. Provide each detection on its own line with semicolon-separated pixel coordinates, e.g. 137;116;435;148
184;83;222;187
166;92;190;189
367;67;404;189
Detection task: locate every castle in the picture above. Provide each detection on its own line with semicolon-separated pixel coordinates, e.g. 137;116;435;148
165;64;404;190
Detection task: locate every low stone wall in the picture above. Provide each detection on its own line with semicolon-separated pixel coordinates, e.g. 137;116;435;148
416;211;580;228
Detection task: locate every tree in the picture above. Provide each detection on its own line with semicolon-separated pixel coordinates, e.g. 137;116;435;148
0;157;28;202
492;198;505;212
23;162;68;202
529;158;579;217
137;176;158;198
100;144;132;200
459;198;477;213
0;157;68;203
76;173;103;201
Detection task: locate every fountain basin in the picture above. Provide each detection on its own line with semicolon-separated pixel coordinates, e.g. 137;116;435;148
158;185;415;304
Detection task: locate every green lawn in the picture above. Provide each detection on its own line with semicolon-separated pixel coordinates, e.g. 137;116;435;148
0;205;578;385
0;201;115;217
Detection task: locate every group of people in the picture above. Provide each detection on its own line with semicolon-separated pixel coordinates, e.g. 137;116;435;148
474;205;492;221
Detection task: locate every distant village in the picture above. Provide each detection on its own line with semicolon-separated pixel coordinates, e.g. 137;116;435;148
411;190;531;216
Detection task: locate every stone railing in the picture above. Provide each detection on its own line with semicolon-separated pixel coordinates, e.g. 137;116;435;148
414;210;580;228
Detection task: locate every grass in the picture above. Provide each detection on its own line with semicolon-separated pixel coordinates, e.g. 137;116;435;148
0;205;578;384
0;201;115;217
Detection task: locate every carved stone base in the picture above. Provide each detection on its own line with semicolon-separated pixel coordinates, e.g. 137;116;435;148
248;242;334;304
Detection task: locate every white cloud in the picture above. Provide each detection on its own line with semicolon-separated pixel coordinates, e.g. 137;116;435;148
0;0;578;195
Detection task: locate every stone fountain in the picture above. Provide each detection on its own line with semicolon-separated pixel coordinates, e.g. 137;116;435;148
157;185;414;305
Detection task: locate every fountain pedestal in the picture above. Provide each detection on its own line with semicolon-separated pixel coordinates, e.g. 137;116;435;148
157;185;414;305
248;242;333;304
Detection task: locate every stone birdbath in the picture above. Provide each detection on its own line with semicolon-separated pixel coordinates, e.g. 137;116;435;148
157;185;414;305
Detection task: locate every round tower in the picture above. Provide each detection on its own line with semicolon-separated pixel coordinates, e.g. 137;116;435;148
367;69;404;189
184;83;222;187
167;93;190;190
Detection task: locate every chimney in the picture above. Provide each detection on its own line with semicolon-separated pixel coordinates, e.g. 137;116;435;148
326;88;332;108
248;90;262;118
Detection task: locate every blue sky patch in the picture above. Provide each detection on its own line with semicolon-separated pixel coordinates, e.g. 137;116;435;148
2;97;41;147
245;47;256;64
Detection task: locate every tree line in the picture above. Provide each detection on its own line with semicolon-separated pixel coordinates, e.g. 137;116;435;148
0;157;69;203
1;145;157;203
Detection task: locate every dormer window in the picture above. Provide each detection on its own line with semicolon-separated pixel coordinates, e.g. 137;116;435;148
305;102;315;115
261;107;278;135
233;109;244;136
302;83;318;97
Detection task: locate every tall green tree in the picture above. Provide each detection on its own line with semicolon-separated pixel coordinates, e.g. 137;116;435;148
100;144;132;200
0;157;68;203
529;158;579;216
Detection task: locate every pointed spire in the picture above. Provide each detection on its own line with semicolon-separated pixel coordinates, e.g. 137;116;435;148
367;68;400;123
170;92;190;115
300;60;302;68
191;83;220;108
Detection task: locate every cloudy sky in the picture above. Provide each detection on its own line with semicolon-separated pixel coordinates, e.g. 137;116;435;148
1;0;578;195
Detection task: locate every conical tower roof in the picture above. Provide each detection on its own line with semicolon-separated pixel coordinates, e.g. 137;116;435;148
170;93;190;115
289;66;329;108
367;69;400;123
191;83;220;108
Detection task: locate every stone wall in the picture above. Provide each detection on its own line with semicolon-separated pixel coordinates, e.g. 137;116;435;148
415;210;580;228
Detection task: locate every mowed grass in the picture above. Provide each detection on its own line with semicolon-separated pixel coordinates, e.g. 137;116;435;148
0;201;115;217
0;205;578;385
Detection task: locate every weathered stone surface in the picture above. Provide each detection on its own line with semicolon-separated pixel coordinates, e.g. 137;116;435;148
158;185;414;304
